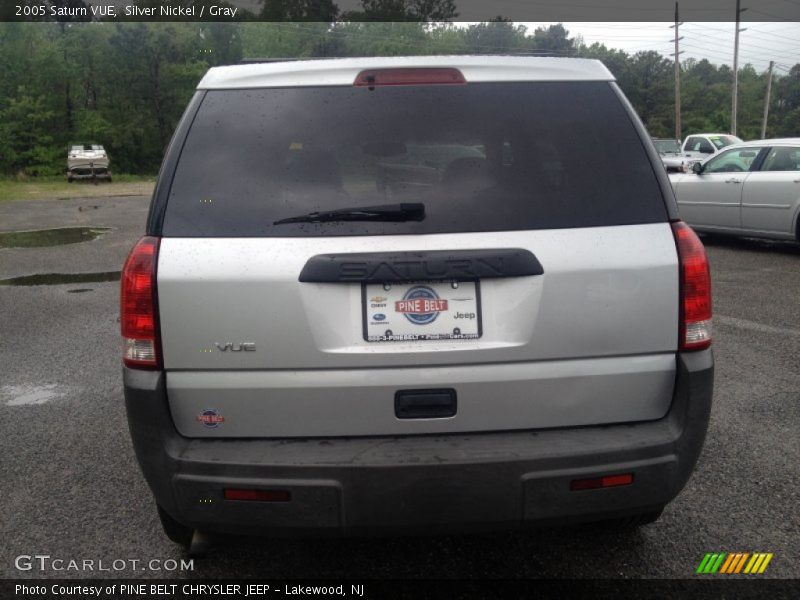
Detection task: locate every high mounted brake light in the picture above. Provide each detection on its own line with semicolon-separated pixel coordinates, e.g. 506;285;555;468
672;221;712;351
121;236;161;368
354;68;467;87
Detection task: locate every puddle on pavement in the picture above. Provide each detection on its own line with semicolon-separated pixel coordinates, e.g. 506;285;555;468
0;271;120;286
3;384;65;406
0;227;110;248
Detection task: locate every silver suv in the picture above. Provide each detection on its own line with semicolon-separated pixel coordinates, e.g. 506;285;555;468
121;57;714;551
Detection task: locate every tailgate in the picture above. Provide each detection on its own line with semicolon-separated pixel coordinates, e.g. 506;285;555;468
158;223;679;437
158;224;678;370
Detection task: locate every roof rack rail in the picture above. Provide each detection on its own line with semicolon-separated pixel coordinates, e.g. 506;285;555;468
237;58;327;64
236;53;562;66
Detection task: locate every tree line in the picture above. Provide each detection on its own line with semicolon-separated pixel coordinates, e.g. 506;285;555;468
0;19;798;176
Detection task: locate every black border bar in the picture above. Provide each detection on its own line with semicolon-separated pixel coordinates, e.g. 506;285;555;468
4;578;800;600
5;0;800;22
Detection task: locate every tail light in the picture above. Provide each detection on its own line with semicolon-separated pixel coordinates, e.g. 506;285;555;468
121;236;161;368
671;221;712;351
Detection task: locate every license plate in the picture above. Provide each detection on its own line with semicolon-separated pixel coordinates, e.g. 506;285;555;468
363;281;482;342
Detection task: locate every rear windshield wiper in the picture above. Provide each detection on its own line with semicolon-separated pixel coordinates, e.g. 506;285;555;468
273;203;425;225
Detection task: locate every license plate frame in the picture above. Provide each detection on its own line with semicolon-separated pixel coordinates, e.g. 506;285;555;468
362;280;482;342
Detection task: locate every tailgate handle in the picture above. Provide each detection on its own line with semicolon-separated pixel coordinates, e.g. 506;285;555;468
299;249;543;283
395;389;457;419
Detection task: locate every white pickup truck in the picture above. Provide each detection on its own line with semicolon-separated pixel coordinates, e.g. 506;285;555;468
681;133;743;162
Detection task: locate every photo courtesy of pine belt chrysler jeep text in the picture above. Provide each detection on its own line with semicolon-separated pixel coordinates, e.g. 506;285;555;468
121;56;714;552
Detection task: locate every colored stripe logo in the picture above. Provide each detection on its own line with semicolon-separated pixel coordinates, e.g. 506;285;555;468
696;552;773;574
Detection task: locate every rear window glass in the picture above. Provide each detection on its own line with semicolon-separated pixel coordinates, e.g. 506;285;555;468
162;81;667;237
709;135;742;149
653;139;681;154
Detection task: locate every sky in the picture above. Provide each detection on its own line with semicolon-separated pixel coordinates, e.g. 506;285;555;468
85;5;800;73
523;22;800;73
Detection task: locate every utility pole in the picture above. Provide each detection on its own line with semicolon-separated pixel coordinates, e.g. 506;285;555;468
761;60;775;139
670;2;684;142
731;0;747;136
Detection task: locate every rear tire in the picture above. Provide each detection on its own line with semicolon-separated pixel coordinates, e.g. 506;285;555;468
795;215;800;245
156;504;192;548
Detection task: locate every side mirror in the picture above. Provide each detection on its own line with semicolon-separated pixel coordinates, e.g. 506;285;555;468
692;162;704;174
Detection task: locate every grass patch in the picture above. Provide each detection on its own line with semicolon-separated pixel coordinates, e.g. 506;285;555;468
0;175;156;202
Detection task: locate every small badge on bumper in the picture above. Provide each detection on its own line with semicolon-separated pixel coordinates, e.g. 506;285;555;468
196;408;225;429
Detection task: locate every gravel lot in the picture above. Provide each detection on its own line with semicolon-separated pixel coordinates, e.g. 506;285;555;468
1;195;798;581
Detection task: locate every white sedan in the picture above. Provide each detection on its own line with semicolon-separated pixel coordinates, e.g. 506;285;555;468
670;138;800;242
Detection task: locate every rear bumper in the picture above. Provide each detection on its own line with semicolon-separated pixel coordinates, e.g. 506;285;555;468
124;350;713;536
67;168;111;179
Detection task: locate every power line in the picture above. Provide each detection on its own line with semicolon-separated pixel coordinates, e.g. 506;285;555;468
680;25;800;55
675;32;800;64
680;40;800;62
681;22;800;45
745;26;800;43
251;22;799;71
571;22;799;68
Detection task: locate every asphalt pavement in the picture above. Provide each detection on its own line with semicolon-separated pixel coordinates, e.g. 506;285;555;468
0;195;798;580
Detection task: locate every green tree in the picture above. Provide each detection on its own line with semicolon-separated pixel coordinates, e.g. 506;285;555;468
242;22;333;58
462;19;528;54
0;89;60;175
106;23;206;171
0;21;798;178
529;24;574;56
771;65;800;137
197;22;243;66
621;51;675;136
575;42;630;79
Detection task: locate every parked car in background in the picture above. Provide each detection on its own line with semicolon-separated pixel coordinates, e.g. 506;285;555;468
67;144;112;182
670;138;800;242
681;133;742;162
376;143;486;194
122;56;714;553
652;138;687;172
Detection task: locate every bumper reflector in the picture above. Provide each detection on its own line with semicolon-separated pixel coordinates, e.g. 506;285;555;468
224;489;291;502
570;473;633;491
